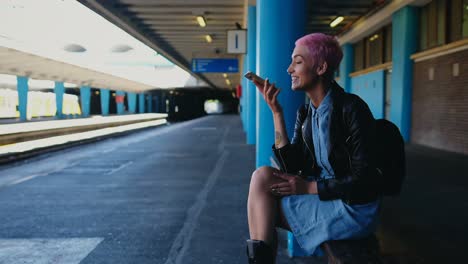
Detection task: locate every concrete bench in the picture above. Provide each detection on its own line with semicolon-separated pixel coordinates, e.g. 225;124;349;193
320;234;383;264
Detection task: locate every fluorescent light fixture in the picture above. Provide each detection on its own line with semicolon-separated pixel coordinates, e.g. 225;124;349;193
369;34;379;42
196;16;207;27
225;79;231;85
205;35;213;43
330;16;344;28
222;73;227;78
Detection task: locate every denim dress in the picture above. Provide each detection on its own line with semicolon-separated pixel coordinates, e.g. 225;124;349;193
280;88;380;255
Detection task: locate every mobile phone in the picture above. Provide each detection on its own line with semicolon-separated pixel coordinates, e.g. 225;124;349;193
244;71;265;86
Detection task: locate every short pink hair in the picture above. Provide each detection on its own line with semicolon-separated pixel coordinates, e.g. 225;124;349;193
295;33;343;79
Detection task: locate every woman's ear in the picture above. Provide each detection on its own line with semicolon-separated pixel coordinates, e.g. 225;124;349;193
316;61;328;76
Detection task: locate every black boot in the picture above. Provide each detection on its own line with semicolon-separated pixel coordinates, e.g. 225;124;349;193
246;239;274;264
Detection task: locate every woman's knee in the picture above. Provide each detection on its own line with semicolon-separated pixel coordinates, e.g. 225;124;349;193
250;166;280;190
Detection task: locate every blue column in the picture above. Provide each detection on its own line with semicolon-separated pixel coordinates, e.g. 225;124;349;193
391;6;418;142
139;93;145;113
242;57;249;132
147;94;153;113
246;5;257;145
127;92;137;113
80;86;91;117
54;81;65;119
100;88;110;116
116;90;125;114
256;0;307;168
339;44;354;93
16;76;29;121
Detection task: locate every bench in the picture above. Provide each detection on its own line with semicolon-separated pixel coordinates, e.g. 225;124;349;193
270;158;383;263
320;234;383;264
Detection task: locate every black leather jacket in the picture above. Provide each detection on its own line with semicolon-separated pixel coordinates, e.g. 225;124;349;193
272;81;380;204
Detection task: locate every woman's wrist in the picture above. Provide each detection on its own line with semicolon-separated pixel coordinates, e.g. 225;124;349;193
273;109;283;117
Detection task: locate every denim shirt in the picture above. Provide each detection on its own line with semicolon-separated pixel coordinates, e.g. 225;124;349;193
310;88;335;180
310;88;380;212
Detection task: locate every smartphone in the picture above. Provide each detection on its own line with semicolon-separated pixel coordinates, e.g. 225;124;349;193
244;71;265;86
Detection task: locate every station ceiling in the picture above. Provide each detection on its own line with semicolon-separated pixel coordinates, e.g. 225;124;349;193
78;0;384;90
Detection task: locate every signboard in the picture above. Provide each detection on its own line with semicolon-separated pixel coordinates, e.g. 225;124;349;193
227;30;246;54
192;58;239;73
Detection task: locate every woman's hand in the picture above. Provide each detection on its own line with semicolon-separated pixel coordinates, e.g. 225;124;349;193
269;171;318;196
252;78;282;114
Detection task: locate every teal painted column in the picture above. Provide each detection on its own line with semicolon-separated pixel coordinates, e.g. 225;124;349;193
100;88;110;116
339;44;354;93
54;81;65;119
80;86;91;117
256;0;307;168
16;76;29;121
147;94;153;113
242;57;249;132
138;93;145;113
391;6;418;142
127;92;137;113
246;4;257;145
116;91;125;114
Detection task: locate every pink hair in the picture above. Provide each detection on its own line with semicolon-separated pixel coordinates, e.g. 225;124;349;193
295;33;343;78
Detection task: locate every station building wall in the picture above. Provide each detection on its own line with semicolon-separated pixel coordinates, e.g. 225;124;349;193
412;48;468;154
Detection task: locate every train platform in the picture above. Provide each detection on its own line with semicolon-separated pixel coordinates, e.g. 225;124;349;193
0;115;466;263
0;114;168;164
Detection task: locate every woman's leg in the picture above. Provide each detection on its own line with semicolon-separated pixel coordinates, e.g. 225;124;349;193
247;166;292;247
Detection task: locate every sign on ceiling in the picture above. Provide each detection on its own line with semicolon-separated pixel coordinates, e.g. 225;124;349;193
191;58;239;73
227;30;246;54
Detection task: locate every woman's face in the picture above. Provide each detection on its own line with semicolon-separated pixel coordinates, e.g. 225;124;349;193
287;45;318;91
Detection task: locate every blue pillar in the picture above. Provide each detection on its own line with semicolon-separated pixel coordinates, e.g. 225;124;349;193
80;86;91;117
246;5;257;145
339;44;354;93
147;94;153;113
54;81;65;119
116;91;125;114
391;6;418;142
16;76;29;121
100;88;110;116
242;57;249;132
127;92;137;113
139;93;145;113
256;0;307;168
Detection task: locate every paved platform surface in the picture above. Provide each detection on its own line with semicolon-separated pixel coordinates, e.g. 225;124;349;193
0;115;466;263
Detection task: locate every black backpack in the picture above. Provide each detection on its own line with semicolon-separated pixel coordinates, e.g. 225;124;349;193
373;119;406;196
337;94;406;196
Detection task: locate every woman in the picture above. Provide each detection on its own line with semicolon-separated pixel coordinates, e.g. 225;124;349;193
246;33;381;264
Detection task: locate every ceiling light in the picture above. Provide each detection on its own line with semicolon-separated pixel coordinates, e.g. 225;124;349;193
63;44;86;52
110;44;133;53
196;16;207;27
369;34;379;42
222;73;227;78
205;35;213;43
225;79;231;85
330;16;344;28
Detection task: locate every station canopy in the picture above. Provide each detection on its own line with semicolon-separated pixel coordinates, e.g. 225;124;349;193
0;0;200;92
0;0;386;91
77;0;383;90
